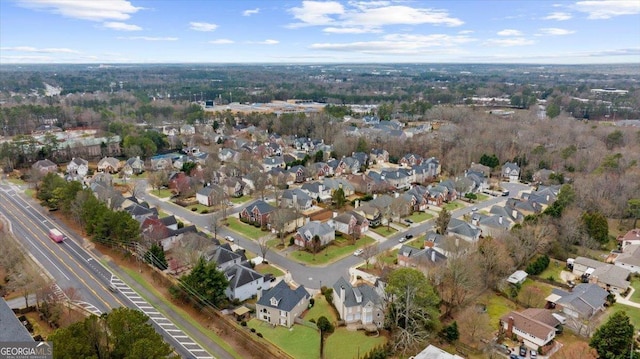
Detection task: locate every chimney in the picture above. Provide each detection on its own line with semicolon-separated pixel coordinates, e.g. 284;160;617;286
340;285;346;303
373;194;377;199
546;194;550;202
394;192;399;198
333;211;338;218
507;316;514;336
499;216;503;224
431;250;436;263
512;209;518;219
355;200;360;208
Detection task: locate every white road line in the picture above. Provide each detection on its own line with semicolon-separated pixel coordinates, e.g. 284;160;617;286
21;231;71;281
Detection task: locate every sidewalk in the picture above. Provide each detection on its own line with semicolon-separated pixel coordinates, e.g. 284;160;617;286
615;287;640;309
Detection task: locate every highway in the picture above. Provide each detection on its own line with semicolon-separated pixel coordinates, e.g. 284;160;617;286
0;183;219;359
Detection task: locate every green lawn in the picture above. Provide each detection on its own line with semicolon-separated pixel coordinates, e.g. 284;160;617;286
538;259;566;282
153;188;173;198
325;327;387;359
517;279;555;308
405;239;423;249
254;263;284;277
247;319;320;359
377;249;399;266
7;178;26;186
185;203;212;214
371;226;397;237
611;304;640;328
158;210;170;218
304;295;338;323
292;236;376;265
230;195;252;204
443;201;465;211
481;293;517;330
475;193;490;202
24;188;36;198
226;217;269;240
121;267;242;358
630;278;640;303
407;211;434;223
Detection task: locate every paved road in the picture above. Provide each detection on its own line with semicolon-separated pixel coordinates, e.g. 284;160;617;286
142;180;532;289
0;183;220;359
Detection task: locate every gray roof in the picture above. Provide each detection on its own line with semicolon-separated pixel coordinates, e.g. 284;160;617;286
447;218;481;241
574;256;608;269
479;215;512;230
0;298;33;342
616;244;640;267
282;189;312;206
244;200;276;215
296;221;334;242
225;263;264;290
591;265;631;289
552;283;608;316
332;277;381;308
205;243;245;266
301;181;324;193
398;245;447;264
257;280;310;312
502;161;520;172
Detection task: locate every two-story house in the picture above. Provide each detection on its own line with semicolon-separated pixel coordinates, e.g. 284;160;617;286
333;277;383;328
330;211;369;238
500;309;560;352
224;263;268;302
502;162;521;182
240;200;276;227
256;281;310;328
66;157;89;180
294;221;335;248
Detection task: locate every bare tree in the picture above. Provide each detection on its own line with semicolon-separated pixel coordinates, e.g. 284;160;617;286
209;211;224;240
63;286;83;314
257;236;271;262
435;254;479;317
457;306;492;347
476;236;514;290
361;243;379;269
148;170;167;194
269;208;296;247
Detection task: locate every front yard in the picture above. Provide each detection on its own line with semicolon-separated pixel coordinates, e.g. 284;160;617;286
254;263;284;278
475;193;490;202
292;235;376;265
406;211;434;223
152;188;173;198
185;203;211;214
247;319;320;359
371;226;397;237
443;200;466;211
226;217;270;240
629;277;640;303
230;195;252;204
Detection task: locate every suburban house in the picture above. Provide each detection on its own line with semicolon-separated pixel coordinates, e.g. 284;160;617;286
294;221;335;248
533;169;556;185
502;162;520;182
379;169;412;190
218;148;239;163
330;211;369;238
168;172;192;195
322;178;355;197
617;229;640;250
473;213;513;237
469;162;491;177
196;185;225;207
332;277;384;328
354;203;382;228
256;281;310;328
123;156;145;175
97;156;121;173
224;263;268;302
346;173;376;194
220;177;246;198
205;244;246;272
369;148;389;164
32;159;58;174
614;244;640;274
281;189;313;210
287;165;307;183
546;283;607;319
239;200;276;227
447;218;481;243
301;182;331;202
262;156;285;171
399;153;423;167
309;162;332;179
464;169;488;193
66;157;88;180
500;309;560;351
150;155;173;171
397;245;446;271
570;256;631;293
411;345;463;359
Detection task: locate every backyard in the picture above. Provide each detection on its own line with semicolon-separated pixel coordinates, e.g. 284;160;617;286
303;294;338;323
292;235;376;265
247;319;320;359
538;259;567;283
478;292;518;331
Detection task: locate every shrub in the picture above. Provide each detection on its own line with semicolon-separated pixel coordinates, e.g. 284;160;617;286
250;328;256;333
177;221;184;229
289;237;295;246
240;321;247;326
257;333;263;338
309;318;316;323
526;255;550;275
309;298;315;306
320;286;328;295
191;207;197;212
324;288;333;304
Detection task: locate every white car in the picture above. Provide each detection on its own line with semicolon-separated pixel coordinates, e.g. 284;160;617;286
225;235;235;242
353;249;364;256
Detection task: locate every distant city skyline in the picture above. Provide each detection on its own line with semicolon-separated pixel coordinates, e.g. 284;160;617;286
1;0;639;64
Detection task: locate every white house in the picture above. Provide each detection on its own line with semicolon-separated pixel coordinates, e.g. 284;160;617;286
615;244;640;274
332;277;384;328
224;264;268;302
502;162;520;182
500;309;559;351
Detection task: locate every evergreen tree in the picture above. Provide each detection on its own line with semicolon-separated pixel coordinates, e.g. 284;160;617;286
590;311;634;359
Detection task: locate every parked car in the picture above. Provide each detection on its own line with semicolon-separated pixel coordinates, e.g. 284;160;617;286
530;350;537;359
471;207;478;212
405;234;414;240
398;237;407;243
353;249;364;256
519;346;527;357
509;354;520;359
404;219;414;224
225;235;235;242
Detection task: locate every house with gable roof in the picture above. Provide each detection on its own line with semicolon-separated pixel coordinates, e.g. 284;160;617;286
331;211;369;237
294;220;335;248
224;263;268;301
240;200;276;227
66;157;88;180
256;281;310;328
447;218;481;243
333;277;384;328
546;283;607;319
97;156;120;173
399;153;423;167
205;243;246;272
615;244;640;274
32;159;58;174
196;185;225;207
502;162;520;182
123;156;145;175
500;309;560;351
281;188;313;211
301;181;331;202
397;245;447;271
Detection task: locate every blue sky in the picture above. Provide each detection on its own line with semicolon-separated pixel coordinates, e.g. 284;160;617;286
1;0;639;64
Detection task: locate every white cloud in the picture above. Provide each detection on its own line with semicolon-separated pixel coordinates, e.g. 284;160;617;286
458;30;474;34
118;36;179;41
17;0;141;21
288;1;463;32
189;22;218;32
323;27;381;34
484;37;535;47
1;46;79;53
243;8;260;16
497;29;523;36
573;0;640;19
288;1;345;27
209;39;234;44
258;39;279;45
537;27;575;36
310;33;474;55
103;22;142;31
543;11;572;20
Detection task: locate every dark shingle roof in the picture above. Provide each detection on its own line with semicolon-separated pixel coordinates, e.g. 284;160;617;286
332;277;380;308
0;298;33;342
225;264;264;290
257;280;310;312
245;200;276;215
